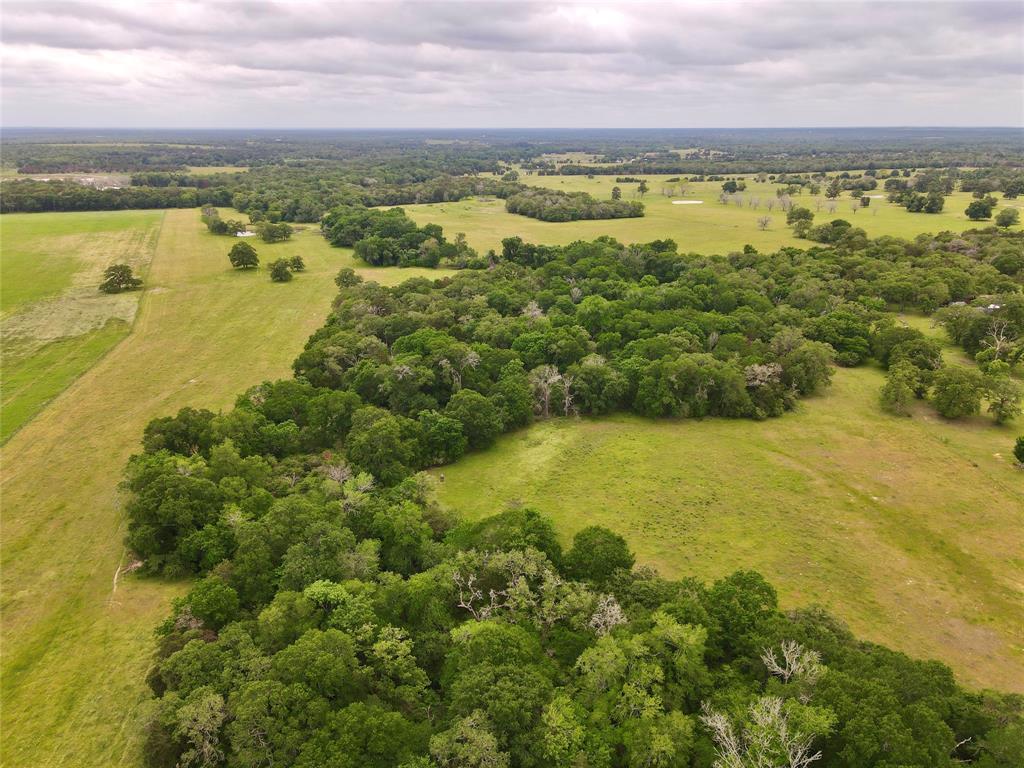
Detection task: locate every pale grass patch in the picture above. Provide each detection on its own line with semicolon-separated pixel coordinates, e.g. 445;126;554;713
2;226;160;354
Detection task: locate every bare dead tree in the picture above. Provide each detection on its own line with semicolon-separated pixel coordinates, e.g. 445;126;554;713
452;571;490;620
452;573;507;626
589;594;627;636
439;358;459;391
982;317;1012;360
566;277;583;303
758;216;772;231
440;349;481;392
521;300;545;319
699;707;745;768
561;373;577;417
761;641;824;702
744;363;783;388
319;460;353;484
700;697;823;768
529;365;562;418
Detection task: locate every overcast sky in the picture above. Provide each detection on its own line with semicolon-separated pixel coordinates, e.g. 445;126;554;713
2;0;1022;128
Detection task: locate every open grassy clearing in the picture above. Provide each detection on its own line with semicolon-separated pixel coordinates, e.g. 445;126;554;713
0;208;451;767
433;356;1023;692
1;210;165;441
0;171;133;187
186;165;249;174
402;174;1020;255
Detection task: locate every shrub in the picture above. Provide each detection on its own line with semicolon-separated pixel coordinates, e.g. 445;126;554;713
995;208;1020;228
269;259;293;282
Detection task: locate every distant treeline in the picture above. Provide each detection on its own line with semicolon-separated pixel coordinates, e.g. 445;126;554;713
4;145;252;174
0;179;233;213
504;187;644;221
548;150;1024;176
4;129;1022;218
6;128;1022;176
0;173;512;219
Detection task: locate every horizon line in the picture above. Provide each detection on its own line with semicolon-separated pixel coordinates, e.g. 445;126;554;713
3;125;1023;132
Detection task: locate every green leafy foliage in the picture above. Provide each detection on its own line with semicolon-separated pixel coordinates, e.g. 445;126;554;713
995;208;1020;228
931;366;984;419
965;197;998;221
98;263;143;293
322;206;481;269
504;187;645;222
228;241;259;269
269;258;293;282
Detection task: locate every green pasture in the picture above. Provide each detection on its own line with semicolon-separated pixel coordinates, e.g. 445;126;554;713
434;353;1024;692
402;174;1021;255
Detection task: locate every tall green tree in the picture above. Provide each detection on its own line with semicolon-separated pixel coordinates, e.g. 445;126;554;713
99;263;143;293
229;241;260;269
932;366;984;419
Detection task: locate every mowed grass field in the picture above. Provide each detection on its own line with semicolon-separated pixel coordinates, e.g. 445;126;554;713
433;339;1024;692
1;208;453;767
1;210;165;442
402;174;1022;255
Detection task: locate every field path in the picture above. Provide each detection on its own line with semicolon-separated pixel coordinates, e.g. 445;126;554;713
0;209;361;766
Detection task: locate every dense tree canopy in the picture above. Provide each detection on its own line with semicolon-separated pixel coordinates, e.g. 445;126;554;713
133;476;1023;768
122;221;1023;768
504;187;644;222
322;206;483;268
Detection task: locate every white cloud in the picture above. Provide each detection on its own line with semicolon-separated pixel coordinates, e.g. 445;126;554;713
1;0;1021;127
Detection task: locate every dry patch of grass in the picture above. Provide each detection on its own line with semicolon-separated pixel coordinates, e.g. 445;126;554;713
4;227;158;348
1;211;165;440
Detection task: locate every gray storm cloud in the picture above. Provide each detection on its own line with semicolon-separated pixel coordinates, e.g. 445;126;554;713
1;0;1021;127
